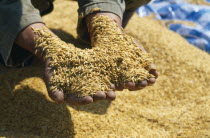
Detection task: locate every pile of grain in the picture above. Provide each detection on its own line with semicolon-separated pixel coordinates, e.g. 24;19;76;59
0;0;210;137
34;15;153;97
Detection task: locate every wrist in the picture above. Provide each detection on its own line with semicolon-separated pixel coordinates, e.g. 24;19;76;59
85;13;122;35
15;23;50;61
15;23;46;53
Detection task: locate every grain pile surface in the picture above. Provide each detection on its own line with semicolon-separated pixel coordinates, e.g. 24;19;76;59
0;0;210;137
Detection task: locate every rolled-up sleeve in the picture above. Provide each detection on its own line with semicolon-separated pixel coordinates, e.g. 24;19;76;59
77;0;125;20
0;0;43;66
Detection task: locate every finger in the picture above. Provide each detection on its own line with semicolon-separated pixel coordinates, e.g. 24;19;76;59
110;83;116;90
93;91;106;101
149;64;158;79
148;78;156;85
66;94;93;105
150;70;158;79
138;80;148;88
125;82;136;90
106;91;116;101
48;89;64;104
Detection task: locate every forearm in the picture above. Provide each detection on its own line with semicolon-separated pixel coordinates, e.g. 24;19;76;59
15;23;45;53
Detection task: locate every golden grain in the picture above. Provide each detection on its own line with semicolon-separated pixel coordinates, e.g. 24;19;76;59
33;15;153;97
